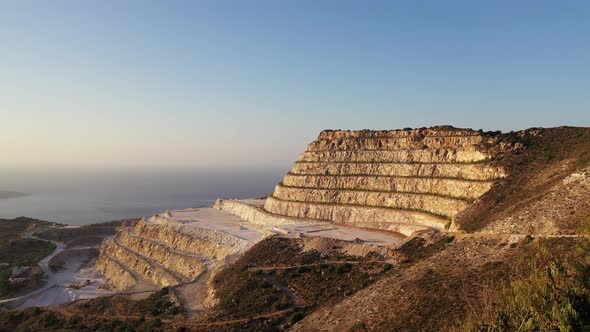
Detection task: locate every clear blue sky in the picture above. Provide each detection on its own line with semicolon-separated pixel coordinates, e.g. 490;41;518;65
1;1;589;169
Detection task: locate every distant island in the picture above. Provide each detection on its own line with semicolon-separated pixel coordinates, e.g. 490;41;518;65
0;191;29;200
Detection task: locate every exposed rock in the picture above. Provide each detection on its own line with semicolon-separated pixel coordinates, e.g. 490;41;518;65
9;126;590;331
264;128;506;232
96;208;262;293
97;200;404;294
95;254;136;291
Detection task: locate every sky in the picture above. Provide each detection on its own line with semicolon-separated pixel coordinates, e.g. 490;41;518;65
1;1;589;170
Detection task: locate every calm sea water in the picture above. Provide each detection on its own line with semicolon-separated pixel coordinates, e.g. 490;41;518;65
0;168;286;225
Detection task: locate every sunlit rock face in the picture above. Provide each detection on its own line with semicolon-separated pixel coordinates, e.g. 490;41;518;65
264;127;506;233
96;209;261;291
96;127;508;291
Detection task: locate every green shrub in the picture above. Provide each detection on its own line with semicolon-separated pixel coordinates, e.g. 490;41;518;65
289;312;305;325
41;312;63;329
0;238;55;266
0;266;11;297
297;266;311;273
462;239;590;331
139;318;162;332
259;280;273;288
133;287;181;318
336;263;353;274
349;322;368;331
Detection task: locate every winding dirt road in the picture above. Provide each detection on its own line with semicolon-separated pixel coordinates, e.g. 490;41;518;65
0;233;64;305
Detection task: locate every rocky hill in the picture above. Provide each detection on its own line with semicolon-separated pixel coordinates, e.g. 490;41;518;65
2;126;590;332
264;127;507;234
289;126;590;331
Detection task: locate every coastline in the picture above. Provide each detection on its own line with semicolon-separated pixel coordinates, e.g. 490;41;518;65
0;191;29;200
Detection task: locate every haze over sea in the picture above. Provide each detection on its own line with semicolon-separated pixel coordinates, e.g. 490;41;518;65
0;168;285;225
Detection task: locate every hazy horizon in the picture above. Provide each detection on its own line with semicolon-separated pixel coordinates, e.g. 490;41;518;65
2;1;590;169
0;167;287;224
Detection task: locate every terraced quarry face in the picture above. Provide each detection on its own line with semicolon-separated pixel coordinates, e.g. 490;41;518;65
96;207;262;293
95;201;403;307
94;127;515;318
264;128;507;234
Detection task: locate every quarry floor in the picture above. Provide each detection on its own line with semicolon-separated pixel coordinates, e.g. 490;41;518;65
148;199;406;315
161;199;405;246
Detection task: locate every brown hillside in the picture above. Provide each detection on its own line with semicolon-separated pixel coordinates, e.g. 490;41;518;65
456;126;590;234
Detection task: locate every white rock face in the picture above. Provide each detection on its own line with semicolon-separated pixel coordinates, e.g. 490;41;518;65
264;128;507;232
97;200;404;294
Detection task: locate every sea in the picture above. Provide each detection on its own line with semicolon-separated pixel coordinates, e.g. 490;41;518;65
0;168;287;225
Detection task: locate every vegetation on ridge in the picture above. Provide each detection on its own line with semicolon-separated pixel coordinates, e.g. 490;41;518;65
0;217;55;298
460;217;590;331
459;127;590;232
205;237;394;330
0;287;181;332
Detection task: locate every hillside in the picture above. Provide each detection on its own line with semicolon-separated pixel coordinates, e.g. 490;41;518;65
291;126;590;331
456;127;590;234
0;218;137;310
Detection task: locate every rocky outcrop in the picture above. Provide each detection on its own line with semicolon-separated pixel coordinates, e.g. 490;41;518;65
115;232;206;281
271;185;469;219
282;174;494;200
264;196;443;235
291;162;505;181
95;254;136;291
133;219;241;259
264;127;506;232
213;198;312;226
100;236;181;287
96;209;265;292
480;166;590;234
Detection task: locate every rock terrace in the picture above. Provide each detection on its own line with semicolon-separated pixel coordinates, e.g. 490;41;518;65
264;128;506;234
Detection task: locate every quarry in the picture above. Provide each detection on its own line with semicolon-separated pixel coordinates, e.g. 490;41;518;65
96;127;504;294
3;126;590;331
